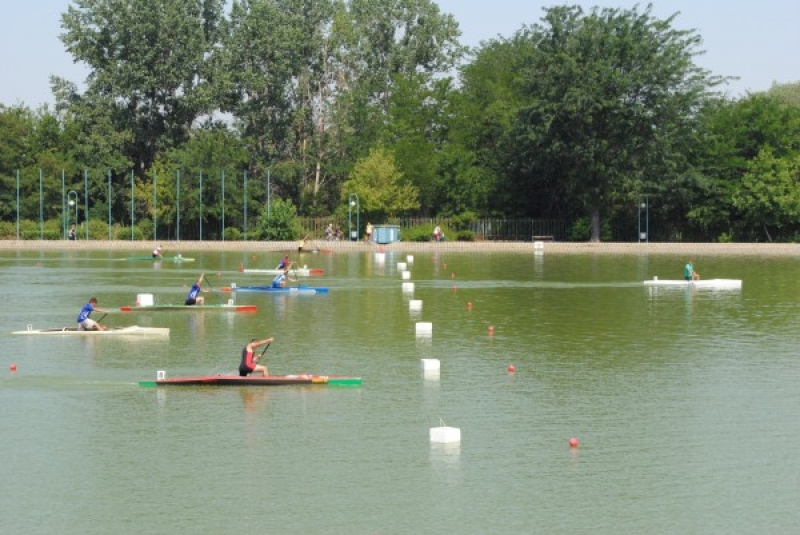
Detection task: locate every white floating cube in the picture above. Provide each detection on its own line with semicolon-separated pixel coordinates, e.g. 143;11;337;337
402;282;415;294
420;358;440;371
406;255;414;264
374;252;386;263
401;270;411;280
397;262;407;271
409;300;423;312
416;322;433;336
430;426;461;444
137;293;154;307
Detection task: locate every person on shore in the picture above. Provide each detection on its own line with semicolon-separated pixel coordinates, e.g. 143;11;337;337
68;224;77;241
239;337;275;377
77;297;108;331
684;260;699;281
433;226;442;242
365;222;373;242
185;273;209;305
152;245;163;258
271;267;296;288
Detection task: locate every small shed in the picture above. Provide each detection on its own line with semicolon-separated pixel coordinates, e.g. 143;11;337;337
371;225;401;244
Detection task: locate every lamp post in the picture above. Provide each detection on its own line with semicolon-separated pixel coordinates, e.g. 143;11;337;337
348;193;360;241
68;190;79;227
637;196;649;243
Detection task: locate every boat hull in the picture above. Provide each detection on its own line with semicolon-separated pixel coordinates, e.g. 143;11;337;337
125;256;195;262
12;325;170;336
139;374;361;387
240;267;324;276
221;285;328;294
120;304;256;312
643;278;742;289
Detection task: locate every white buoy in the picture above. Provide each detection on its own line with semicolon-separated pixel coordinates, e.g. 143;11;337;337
409;299;423;312
653;275;658;280
534;241;544;250
430;426;461;444
227;298;234;306
421;358;440;371
137;293;154;307
231;282;237;289
406;255;414;264
156;370;166;380
375;252;386;263
401;270;411;280
402;282;415;294
416;322;433;337
397;262;407;271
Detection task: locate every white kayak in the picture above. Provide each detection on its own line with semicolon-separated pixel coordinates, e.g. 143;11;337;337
643;277;742;289
238;266;324;276
12;325;170;336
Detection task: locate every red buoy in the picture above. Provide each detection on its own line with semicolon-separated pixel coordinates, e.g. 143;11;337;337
569;437;579;448
10;363;17;371
508;364;515;373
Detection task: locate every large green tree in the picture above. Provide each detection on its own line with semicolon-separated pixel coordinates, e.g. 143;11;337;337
499;4;722;240
60;0;225;175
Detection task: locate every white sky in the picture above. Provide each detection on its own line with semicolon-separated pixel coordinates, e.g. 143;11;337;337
2;0;799;108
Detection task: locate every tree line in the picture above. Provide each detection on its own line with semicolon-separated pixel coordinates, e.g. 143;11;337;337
2;1;800;242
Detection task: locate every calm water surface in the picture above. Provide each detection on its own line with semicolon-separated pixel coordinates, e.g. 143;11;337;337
1;248;799;534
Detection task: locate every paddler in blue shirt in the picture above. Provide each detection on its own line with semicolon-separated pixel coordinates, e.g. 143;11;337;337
271;267;296;288
239;337;274;377
185;273;209;305
77;297;108;331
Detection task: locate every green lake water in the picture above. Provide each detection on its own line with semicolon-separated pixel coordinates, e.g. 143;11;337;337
1;248;798;534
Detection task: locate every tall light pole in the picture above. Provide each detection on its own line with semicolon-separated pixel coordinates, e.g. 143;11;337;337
68;190;79;228
348;193;360;241
637;196;649;243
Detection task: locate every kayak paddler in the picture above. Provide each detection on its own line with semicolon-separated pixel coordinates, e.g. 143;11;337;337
77;297;108;331
239;337;274;377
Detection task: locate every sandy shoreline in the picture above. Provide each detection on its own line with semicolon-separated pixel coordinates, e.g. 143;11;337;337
1;239;799;256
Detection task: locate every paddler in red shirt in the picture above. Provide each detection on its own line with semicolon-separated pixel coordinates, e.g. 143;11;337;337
239;337;274;377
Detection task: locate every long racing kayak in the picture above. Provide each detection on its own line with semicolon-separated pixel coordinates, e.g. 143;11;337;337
139;373;361;387
120;304;257;312
220;284;328;294
643;277;742;289
125;255;195;262
12;325;170;336
238;266;324;276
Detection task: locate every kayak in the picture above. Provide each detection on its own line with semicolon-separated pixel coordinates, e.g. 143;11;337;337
643;278;742;289
125;255;195;262
120;304;256;312
139;373;361;387
239;266;324;276
12;325;170;336
220;285;328;294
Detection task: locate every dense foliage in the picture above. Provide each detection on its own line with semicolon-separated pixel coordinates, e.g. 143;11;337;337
2;2;800;242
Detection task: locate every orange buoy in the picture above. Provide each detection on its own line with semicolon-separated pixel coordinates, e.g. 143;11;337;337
467;302;473;310
452;285;457;292
10;363;17;371
508;364;515;373
488;325;495;334
569;437;579;448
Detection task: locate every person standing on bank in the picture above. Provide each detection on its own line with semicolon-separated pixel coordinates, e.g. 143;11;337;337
365;222;373;242
77;297;108;331
185;273;209;305
684;260;699;281
68;224;77;241
239;337;275;377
